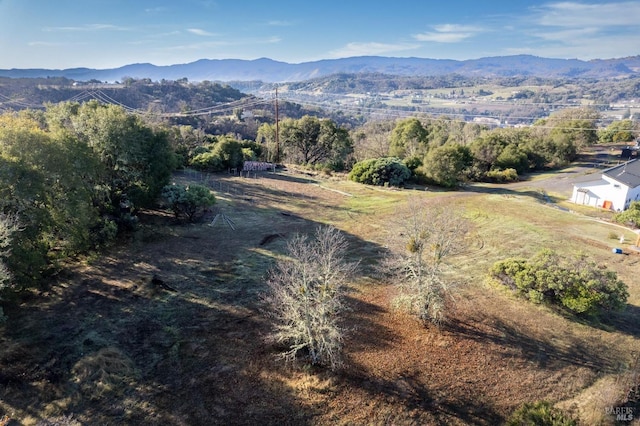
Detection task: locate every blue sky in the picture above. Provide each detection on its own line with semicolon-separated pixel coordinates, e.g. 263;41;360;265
0;0;638;69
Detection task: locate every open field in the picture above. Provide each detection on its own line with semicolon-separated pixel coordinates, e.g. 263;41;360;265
279;81;639;125
0;163;639;425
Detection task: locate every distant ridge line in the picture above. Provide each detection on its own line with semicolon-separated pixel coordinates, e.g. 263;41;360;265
1;54;638;83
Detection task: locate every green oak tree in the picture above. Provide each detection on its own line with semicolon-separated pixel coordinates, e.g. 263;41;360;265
389;118;428;159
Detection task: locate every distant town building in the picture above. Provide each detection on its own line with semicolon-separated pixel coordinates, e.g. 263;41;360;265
472;117;501;127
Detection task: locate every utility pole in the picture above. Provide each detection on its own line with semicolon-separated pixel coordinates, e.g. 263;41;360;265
275;86;280;163
275;86;280;164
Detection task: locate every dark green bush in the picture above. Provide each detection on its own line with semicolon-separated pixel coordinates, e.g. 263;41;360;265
420;144;473;188
403;155;423;171
161;184;216;222
348;157;411;186
506;401;576;426
486;168;519;182
613;201;640;227
491;249;628;316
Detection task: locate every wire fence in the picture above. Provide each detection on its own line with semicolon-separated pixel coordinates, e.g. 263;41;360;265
176;167;315;202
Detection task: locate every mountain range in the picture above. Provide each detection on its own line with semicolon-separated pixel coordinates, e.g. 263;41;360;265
1;55;639;83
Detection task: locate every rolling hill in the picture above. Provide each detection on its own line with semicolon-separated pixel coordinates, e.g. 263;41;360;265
0;55;638;83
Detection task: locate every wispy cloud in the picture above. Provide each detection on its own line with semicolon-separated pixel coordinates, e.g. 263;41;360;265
503;31;640;59
518;1;640;58
43;23;129;32
267;20;295;27
533;1;640;27
187;28;216;37
153;30;182;38
532;26;600;42
28;41;87;47
413;24;484;43
413;24;483;43
164;35;280;51
329;42;419;58
260;36;281;44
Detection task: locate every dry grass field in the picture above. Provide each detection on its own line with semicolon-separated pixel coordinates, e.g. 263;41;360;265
0;162;639;425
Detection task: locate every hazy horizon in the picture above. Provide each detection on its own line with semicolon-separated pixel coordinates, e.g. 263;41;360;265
1;0;638;70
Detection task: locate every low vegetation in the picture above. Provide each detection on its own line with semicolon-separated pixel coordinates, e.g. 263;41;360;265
490;249;629;316
161;183;216;222
614;201;640;228
506;401;577;426
348;157;411;186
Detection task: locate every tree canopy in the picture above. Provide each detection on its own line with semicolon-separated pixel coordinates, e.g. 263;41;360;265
278;115;353;169
0;103;176;290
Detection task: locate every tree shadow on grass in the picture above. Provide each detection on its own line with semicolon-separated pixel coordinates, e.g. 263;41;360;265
339;292;504;425
596;303;640;340
342;294;396;354
337;368;503;425
0;272;318;425
463;182;556;202
0;189;394;425
444;316;620;373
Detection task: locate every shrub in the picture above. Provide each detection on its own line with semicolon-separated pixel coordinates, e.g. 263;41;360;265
613;201;640;227
349;157;411;186
486;168;519;182
190;150;224;171
403;155;423;171
506;401;576;426
420;144;473;188
491;249;628;316
161;184;216;222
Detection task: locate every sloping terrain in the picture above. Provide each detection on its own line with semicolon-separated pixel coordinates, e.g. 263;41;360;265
0;167;638;425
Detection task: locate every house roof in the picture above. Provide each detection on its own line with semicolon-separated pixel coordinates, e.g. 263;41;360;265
603;159;640;188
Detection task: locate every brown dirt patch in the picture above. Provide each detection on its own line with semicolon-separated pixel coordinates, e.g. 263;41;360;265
0;168;637;425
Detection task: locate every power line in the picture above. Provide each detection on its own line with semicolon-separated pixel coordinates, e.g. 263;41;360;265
0;86;635;134
277;96;634;133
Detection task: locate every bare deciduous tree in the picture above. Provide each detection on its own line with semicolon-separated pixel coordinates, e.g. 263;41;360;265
382;197;472;325
263;226;358;370
351;120;395;161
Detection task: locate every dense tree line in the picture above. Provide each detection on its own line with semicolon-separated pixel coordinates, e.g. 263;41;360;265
346;107;615;188
0;101;175;290
253;107;634;189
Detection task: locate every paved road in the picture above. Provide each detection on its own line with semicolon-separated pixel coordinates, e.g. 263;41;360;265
473;146;627;200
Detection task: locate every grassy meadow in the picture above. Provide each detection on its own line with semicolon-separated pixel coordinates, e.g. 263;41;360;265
0;166;638;425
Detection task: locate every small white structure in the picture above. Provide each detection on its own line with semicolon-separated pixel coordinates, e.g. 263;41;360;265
571;159;640;211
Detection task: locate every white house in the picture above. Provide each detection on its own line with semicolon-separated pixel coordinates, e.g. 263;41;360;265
570;159;640;211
